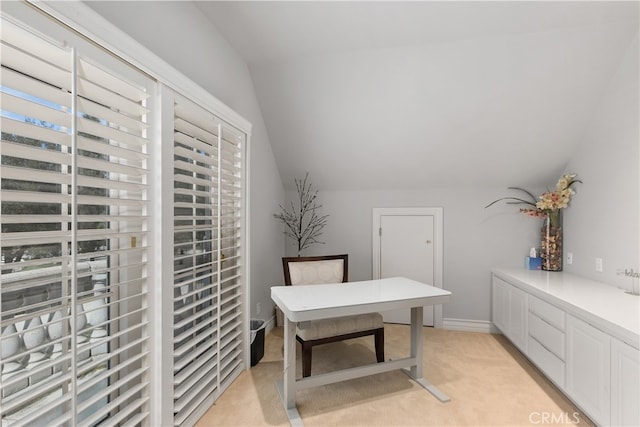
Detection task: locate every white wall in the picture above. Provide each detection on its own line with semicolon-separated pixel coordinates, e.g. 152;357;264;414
284;32;639;323
85;1;285;321
251;17;638;193
287;186;543;322
563;32;639;291
84;1;639;323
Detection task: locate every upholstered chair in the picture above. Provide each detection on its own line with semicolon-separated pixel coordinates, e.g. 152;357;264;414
282;254;384;377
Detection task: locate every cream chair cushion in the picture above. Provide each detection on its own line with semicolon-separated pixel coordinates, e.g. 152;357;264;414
288;259;344;285
297;313;384;341
286;258;382;341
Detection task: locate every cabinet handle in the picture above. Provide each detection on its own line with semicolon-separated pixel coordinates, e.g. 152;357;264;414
530;311;564;332
530;335;552;353
530;334;563;361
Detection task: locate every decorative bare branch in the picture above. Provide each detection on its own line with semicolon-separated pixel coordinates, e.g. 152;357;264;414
273;173;329;256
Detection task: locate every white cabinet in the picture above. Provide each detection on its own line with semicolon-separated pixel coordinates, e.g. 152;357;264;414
492;278;508;333
566;315;611;426
492;276;527;352
509;285;528;352
527;295;566;388
492;269;640;427
611;338;640;426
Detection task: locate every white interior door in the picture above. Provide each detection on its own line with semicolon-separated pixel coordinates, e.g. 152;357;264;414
373;208;443;327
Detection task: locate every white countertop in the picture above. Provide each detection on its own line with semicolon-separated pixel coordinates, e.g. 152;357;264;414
493;268;640;349
271;276;451;322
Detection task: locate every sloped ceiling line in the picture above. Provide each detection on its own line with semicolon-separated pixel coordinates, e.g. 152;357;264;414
198;1;638;190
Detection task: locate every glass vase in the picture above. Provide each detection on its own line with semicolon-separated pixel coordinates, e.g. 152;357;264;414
541;210;563;271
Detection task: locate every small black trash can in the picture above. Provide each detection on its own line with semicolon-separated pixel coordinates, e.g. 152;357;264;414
250;319;265;366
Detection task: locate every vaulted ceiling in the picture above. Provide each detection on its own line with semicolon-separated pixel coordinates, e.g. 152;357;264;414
195;1;638;191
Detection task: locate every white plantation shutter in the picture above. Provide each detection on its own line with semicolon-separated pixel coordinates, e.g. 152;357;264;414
171;97;246;426
217;124;245;386
1;16;151;426
2;4;251;425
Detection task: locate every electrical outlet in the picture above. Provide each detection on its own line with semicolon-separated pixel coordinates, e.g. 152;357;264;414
567;252;573;265
256;302;261;315
595;258;603;272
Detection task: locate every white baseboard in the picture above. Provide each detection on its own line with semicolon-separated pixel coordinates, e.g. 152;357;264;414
442;318;499;334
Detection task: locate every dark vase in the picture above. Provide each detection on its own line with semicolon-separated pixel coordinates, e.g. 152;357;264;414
541;210;562;271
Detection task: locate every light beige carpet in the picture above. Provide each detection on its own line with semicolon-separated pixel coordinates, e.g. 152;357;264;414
196;324;593;426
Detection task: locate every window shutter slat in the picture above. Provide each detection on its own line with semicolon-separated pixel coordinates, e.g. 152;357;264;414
1;19;70;69
77;174;148;193
0;190;71;204
0;117;70;146
174;133;217;157
0;214;71;225
174;158;216;177
174;348;218;387
174;173;218;189
78;135;148;161
174;117;218;143
1;66;71;107
78;115;148;148
78;57;149;103
1;91;71;128
1;165;71;185
77;77;148;117
77;97;147;133
1;41;70;90
76;155;145;177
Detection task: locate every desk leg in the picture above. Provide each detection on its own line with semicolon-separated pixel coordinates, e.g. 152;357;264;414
410;306;424;378
283;317;296;409
404;306;451;403
275;316;304;426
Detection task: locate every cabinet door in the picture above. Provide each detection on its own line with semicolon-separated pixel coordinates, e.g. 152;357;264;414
492;277;508;333
508;285;527;352
566;315;611;426
611;338;640;426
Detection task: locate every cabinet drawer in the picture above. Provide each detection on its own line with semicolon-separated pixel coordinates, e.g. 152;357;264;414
529;312;565;360
528;335;565;388
529;295;565;330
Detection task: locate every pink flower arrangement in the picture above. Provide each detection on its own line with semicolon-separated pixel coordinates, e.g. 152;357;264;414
486;173;581;226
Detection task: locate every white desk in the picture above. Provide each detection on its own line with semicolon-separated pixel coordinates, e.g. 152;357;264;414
271;277;452;426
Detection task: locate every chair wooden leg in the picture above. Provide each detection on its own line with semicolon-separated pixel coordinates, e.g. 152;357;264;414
301;341;313;378
375;328;385;363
